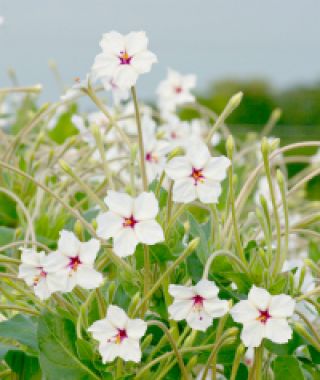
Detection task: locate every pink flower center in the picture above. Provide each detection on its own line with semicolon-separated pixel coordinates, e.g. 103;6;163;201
119;51;132;65
257;309;271;324
34;267;47;285
192;294;204;308
175;86;183;94
191;167;205;185
69;256;81;271
123;215;137;228
109;328;128;345
170;131;178;139
146;152;158;163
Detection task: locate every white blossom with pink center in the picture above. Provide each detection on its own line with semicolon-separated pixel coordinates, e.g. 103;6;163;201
157;69;196;112
49;230;103;292
18;248;67;300
88;305;147;363
165;142;230;204
230;285;296;348
168;279;229;331
92;31;157;90
96;191;164;257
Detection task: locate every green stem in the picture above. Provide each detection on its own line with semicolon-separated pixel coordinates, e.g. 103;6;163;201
133;238;199;317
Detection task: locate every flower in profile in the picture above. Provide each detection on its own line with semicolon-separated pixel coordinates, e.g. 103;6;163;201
96;191;164;257
18;248;66;300
88;305;147;363
157;69;196;112
50;230;103;292
230;285;296;348
165;142;230;204
92;31;157;89
168;279;229;331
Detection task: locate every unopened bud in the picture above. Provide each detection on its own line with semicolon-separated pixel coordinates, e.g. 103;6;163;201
226;135;235;159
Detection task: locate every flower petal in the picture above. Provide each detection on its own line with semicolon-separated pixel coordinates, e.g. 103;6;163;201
113;65;139;89
133;192;159;220
168;284;195;299
100;31;125;55
79;239;100;265
104;191;133;217
58;230;80;258
248;285;271;311
168;299;193;321
134;220;164;245
203;299;229;318
186;309;212;331
196;179;222;204
76;266;103;289
125;31;148;55
126;318;147;340
89;318;117;341
241;320;265;348
265;318;293;344
202;156;231;181
118;338;142;362
194;280;219;299
172;177;197;203
96;211;123;240
269;294;296;318
230;300;260;323
107;305;128;329
130;51;157;74
113;228;139;257
165;157;192;180
186;142;210;169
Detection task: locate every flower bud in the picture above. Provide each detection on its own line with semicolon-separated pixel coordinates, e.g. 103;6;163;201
226;135;235;159
229;92;243;110
107;281;116;304
261;137;270;157
141;334;153;350
74;220;83;240
59;159;72;174
186;356;198;371
128;292;141;316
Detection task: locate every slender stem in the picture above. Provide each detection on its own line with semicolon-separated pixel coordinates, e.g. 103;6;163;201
131;86;148;189
227;167;246;264
230;344;245;380
203;250;250;279
147;320;190;380
133;238;199;317
0;304;39;316
296;286;320;301
295;310;320;345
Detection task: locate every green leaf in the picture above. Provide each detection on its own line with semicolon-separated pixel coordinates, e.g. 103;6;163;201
265;331;303;356
0;226;15;245
38;311;100;380
273;356;304;380
0;192;17;227
0;343;16;360
48;105;79;144
5;350;41;380
186;211;210;264
0;315;38;352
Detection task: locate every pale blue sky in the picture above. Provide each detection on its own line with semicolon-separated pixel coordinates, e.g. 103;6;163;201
0;0;320;100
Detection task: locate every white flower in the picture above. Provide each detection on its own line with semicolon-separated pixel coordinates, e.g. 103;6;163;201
165;142;230;204
92;31;157;89
88;305;147;363
18;248;66;300
100;77;130;104
157;69;196;112
50;230;103;292
96;191;164;257
0;16;4;26
168;280;229;331
230;285;296;348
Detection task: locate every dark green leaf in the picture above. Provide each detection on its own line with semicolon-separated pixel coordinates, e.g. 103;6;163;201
38;311;100;380
273;356;304;380
5;350;41;380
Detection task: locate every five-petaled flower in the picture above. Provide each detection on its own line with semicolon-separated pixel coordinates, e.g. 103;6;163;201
50;230;103;292
168;279;229;331
96;191;164;257
165;142;230;204
88;305;147;363
18;248;66;300
230;285;296;348
157;69;196;112
92;31;157;90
